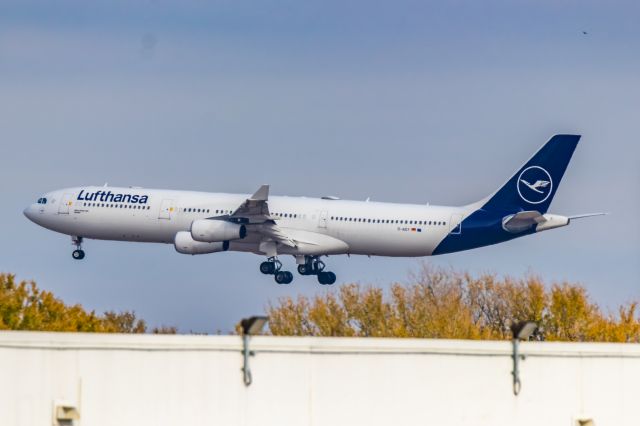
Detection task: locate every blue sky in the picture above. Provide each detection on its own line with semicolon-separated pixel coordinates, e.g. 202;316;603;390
1;0;638;332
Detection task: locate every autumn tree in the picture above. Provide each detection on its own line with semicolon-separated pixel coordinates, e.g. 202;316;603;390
267;265;640;343
0;273;147;333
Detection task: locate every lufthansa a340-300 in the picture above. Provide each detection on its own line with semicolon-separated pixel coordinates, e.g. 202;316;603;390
24;135;604;285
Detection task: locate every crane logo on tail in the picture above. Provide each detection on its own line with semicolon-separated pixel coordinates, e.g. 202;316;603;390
517;166;553;204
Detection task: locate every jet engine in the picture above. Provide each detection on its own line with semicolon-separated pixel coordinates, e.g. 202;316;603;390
174;231;229;255
190;219;247;243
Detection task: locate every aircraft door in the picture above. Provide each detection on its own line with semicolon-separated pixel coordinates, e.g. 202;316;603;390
159;199;175;220
317;210;328;228
58;193;74;214
449;213;463;235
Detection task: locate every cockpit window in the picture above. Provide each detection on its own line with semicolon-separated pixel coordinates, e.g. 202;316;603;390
37;198;47;204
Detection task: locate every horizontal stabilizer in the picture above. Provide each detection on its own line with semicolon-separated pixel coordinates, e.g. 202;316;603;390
568;212;608;220
502;211;546;233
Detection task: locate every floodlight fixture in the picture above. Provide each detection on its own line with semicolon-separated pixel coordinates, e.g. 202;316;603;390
511;321;538;341
241;316;268;336
510;320;538;396
240;316;269;386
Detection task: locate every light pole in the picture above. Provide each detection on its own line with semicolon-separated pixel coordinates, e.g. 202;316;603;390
240;316;268;386
510;321;537;396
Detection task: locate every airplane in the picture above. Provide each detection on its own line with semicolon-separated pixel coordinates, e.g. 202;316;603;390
24;134;604;285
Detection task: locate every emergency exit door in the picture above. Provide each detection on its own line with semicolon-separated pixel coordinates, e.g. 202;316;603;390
449;213;463;235
159;199;175;220
58;193;74;214
317;210;328;228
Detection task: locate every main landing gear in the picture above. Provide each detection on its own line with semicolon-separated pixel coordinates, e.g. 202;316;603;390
71;236;85;260
259;257;293;284
259;256;337;285
298;256;337;285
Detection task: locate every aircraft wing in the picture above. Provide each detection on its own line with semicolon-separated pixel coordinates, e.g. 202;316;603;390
230;184;271;221
253;222;297;248
228;184;297;248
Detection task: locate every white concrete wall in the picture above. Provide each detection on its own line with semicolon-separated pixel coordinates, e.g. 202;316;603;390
1;331;638;426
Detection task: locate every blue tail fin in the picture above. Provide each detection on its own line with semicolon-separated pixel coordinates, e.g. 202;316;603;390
480;134;580;214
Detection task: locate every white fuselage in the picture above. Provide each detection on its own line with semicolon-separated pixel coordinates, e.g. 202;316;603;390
24;186;467;257
23;135;591;286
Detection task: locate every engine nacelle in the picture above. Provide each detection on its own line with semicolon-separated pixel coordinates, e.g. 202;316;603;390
174;231;229;255
190;219;247;243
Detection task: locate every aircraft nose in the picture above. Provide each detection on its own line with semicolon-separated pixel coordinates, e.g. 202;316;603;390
23;205;35;221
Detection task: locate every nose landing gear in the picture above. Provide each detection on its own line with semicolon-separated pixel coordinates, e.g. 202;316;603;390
71;236;85;260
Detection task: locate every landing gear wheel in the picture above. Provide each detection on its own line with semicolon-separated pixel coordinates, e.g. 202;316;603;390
260;261;275;275
72;249;85;260
260;258;281;275
275;271;293;284
297;264;310;275
318;271;336;285
298;256;325;276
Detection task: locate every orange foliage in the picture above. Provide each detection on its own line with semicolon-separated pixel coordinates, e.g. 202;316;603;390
0;273;147;333
267;265;640;342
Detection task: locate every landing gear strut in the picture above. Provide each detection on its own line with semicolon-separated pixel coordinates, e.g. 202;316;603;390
71;236;85;260
298;256;337;285
259;257;293;284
